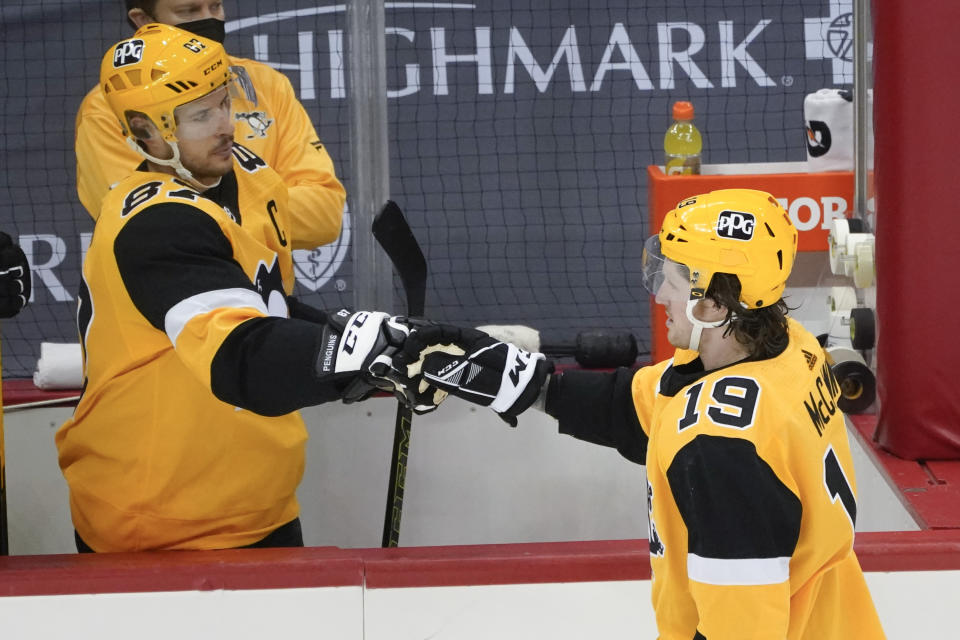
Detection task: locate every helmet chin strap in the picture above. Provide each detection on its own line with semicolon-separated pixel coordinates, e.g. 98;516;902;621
685;298;727;352
126;137;217;192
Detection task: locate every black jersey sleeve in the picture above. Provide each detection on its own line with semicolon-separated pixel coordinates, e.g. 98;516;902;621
545;367;648;464
114;202;344;416
114;202;253;330
210;316;347;415
667;435;802;563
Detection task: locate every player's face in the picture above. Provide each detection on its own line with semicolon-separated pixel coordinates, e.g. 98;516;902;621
143;0;225;25
174;86;235;184
655;260;695;349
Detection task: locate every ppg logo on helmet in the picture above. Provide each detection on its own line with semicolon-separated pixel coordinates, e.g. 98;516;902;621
113;39;144;68
716;210;755;241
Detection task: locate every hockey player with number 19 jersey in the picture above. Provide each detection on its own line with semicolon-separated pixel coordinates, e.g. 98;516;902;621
394;190;885;639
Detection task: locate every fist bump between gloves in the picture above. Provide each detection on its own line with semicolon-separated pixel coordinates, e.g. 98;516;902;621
391;323;554;427
322;310;447;413
319;312;553;423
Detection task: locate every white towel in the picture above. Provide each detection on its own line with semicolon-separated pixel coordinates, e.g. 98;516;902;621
33;342;83;390
804;88;854;172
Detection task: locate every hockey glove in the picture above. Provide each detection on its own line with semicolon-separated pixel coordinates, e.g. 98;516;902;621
0;231;30;318
396;323;553;427
321;310;445;413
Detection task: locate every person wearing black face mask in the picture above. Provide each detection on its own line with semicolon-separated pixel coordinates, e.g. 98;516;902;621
75;1;347;253
124;1;227;42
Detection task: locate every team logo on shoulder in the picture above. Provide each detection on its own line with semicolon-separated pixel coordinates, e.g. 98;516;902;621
113;39;144;68
716;210;755;241
235;111;274;139
802;348;818;370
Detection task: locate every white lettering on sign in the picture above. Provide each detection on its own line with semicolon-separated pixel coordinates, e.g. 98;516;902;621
776;196;849;232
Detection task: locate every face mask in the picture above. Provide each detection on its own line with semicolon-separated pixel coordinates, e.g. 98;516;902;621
173;17;226;43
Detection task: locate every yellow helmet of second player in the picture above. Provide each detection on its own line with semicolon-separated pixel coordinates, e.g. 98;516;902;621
657;189;798;308
99;23;232;142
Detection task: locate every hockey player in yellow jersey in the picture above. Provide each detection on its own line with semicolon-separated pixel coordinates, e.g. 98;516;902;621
392;190;885;638
75;0;345;251
56;25;439;553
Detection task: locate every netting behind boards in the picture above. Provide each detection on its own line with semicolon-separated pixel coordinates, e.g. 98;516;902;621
0;0;848;377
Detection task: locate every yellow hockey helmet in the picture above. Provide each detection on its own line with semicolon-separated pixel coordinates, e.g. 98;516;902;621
99;23;232;142
657;189;798;308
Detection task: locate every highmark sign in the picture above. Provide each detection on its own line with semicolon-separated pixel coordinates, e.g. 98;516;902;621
227;1;854;101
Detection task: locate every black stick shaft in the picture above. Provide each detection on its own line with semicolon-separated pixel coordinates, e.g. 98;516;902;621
381;408;411;547
373;202;427;548
541;329;639;368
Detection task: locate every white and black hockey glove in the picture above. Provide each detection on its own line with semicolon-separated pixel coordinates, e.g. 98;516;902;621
0;231;30;319
321;310;445;413
395;323;554;427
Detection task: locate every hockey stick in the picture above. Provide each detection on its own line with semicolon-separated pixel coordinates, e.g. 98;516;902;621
541;330;639;368
478;325;640;368
373;201;427;548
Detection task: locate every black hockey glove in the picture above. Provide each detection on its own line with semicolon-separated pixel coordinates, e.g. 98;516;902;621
395;323;554;427
0;231;30;318
321;310;445;413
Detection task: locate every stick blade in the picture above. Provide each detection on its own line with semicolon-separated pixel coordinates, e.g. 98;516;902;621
372;201;427;316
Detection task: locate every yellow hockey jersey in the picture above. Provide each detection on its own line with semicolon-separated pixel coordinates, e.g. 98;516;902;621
75;55;345;250
631;319;884;639
56;147;341;552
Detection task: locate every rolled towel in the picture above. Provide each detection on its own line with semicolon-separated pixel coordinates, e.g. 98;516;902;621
33;342;83;390
476;324;542;353
804;88;853;172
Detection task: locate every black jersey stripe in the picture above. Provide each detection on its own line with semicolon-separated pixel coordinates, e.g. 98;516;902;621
666;435;801;562
114;202;257;332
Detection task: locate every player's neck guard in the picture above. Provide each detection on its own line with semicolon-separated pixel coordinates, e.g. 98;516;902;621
685;298;727;352
126;137;217;192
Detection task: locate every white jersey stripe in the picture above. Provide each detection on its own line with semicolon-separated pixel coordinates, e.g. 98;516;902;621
165;288;268;347
687;553;790;586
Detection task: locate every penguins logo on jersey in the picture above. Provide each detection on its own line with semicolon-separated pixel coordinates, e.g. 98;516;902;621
254;256;288;317
235;110;274;139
